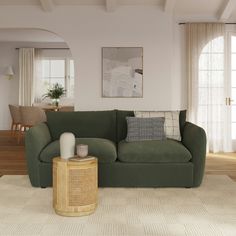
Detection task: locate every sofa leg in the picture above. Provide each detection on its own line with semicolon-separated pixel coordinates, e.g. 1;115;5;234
185;186;191;188
41;186;46;188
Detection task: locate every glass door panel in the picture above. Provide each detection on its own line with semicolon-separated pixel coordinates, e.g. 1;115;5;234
231;36;236;148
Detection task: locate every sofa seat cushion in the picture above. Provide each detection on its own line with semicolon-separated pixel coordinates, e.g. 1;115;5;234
40;138;117;163
118;139;192;163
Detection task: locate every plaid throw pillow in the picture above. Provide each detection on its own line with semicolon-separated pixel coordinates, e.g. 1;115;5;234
134;111;181;141
126;117;166;142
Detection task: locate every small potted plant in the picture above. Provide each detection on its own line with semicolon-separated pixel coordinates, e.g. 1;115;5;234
42;83;66;107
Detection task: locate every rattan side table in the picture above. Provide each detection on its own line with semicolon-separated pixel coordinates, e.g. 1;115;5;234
53;157;98;216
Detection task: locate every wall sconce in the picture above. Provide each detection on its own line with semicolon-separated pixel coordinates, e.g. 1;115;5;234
5;66;14;80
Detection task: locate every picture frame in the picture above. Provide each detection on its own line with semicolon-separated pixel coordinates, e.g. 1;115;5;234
102;47;143;98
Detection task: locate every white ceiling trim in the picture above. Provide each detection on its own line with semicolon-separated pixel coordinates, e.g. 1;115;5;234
164;0;176;13
39;0;55;12
105;0;117;12
218;0;236;21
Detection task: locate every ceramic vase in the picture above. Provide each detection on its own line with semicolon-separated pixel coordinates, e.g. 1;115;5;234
60;132;75;160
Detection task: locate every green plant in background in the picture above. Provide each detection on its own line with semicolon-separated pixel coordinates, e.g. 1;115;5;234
42;83;66;107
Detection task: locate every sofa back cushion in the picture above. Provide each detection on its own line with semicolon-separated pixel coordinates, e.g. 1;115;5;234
179;110;186;137
46;110;117;142
116;110;134;142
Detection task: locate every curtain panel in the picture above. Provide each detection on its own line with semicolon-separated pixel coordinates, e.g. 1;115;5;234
186;23;230;152
19;48;35;106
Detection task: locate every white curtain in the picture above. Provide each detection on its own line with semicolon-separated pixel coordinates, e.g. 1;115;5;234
19;48;35;106
34;49;44;103
187;23;231;152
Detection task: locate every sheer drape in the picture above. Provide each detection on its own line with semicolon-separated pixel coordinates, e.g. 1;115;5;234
34;49;44;103
19;48;35;106
187;23;231;152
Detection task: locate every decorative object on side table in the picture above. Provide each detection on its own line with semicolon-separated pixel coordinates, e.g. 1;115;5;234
76;144;88;158
53;157;98;216
42;83;66;108
59;132;75;160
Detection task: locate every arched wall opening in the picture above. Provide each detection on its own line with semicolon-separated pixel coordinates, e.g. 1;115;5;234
0;28;75;130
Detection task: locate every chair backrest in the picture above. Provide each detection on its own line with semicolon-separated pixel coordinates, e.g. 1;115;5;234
8;104;21;124
59;106;74;112
20;106;46;126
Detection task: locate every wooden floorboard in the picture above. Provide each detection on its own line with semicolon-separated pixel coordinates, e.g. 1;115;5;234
0;130;236;182
0;130;27;175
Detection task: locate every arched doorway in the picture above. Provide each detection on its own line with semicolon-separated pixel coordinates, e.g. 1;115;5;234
198;34;236;152
0;28;75;130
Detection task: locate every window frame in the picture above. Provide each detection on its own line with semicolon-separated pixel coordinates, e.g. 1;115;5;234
41;56;74;98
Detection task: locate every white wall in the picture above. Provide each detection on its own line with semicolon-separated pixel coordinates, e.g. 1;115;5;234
0;6;187;129
0;43;19;129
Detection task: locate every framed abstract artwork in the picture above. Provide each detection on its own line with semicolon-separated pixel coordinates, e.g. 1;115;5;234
102;47;143;98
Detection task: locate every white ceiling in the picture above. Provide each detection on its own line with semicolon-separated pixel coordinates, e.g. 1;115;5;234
0;0;163;5
0;0;235;21
0;29;64;42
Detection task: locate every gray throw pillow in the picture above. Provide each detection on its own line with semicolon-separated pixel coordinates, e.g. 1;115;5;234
126;117;166;142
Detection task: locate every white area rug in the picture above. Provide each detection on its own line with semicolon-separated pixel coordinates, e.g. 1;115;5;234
0;175;236;236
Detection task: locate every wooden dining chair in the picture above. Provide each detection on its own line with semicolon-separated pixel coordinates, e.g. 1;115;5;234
18;106;46;143
8;104;21;135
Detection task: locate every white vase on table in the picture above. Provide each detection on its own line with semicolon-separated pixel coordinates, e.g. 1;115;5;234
60;132;75;160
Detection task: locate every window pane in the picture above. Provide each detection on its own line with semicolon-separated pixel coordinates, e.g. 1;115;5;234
197;106;207;124
199;88;208;105
70;60;74;77
211;71;224;87
232;106;236;122
199;88;224;105
42;80;50;93
199;71;224;87
69;78;74;97
232;123;236;139
231;88;236;105
212;54;224;70
212;37;224;53
50;78;65;87
202;36;224;53
50;60;65;77
232;54;236;70
42;60;49;77
231;36;236;53
199;54;210;70
231;71;236;87
199;53;224;70
199;71;209;87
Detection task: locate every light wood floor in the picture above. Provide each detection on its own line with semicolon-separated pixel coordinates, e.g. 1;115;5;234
206;152;236;181
0;130;236;181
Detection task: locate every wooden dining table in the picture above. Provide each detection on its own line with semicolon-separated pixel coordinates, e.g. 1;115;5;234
40;105;61;112
33;103;74;112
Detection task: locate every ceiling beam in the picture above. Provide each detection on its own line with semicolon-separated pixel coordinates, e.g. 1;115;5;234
164;0;176;14
218;0;236;21
39;0;55;12
106;0;117;12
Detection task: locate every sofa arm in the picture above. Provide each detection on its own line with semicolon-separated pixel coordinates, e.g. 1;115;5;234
182;122;207;187
25;123;52;187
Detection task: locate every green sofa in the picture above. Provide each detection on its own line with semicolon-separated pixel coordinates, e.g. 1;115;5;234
25;110;206;188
